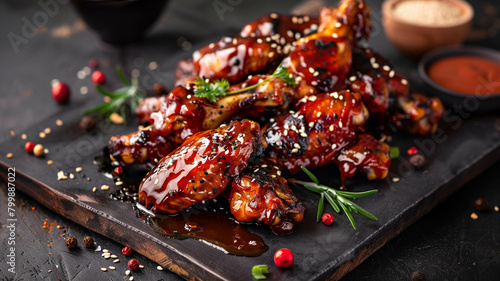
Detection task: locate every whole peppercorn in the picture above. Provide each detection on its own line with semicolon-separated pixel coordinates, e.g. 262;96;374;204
474;198;488;212
25;142;35;154
52;81;70;104
91;70;106;85
33;144;45;157
153;83;166;96
122;246;133;256
83;236;95;248
128;258;140;271
411;270;426;281
409;154;426;169
79;116;97;131
321;213;334;225
65;236;78;248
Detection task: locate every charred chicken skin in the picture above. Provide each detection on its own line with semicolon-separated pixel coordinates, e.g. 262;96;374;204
264;90;369;174
138;119;264;214
230;160;305;235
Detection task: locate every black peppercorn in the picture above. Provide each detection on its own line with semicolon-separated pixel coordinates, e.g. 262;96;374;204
474;197;488;212
79;116;97;131
65;236;78;248
153;83;166;96
83;236;95;248
409;154;426;169
411;270;426;281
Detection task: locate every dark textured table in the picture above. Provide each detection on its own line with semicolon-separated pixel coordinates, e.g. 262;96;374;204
1;0;499;280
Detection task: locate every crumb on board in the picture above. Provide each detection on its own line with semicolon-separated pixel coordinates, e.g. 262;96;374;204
57;171;68;180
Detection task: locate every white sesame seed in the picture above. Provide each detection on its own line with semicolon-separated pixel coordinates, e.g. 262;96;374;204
308;67;315;74
75;167;82;172
401;79;408;85
311;81;318;86
261;164;268;168
125;270;131;275
316;112;322;118
300;132;307;138
102;249;109;253
113;259;120;263
157;266;164;271
77;70;86;79
129;277;134;281
383;65;391;71
80;86;88;95
276;171;282;176
331;143;337;149
389;70;395;78
294;143;301;149
101;185;110;191
101;268;107;272
283;130;288;136
339;121;343;128
309;122;315;128
154;178;159;185
109;266;116;270
287;30;294;38
139;265;144;268
393;177;400;182
329;125;334;131
111;254;118;258
349;76;357;82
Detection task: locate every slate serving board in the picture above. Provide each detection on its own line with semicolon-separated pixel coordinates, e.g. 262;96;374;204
2;0;500;280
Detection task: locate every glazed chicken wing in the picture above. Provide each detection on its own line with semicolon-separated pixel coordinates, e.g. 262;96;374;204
335;133;391;183
110;76;297;165
264;90;369;174
138;119;264;214
230;160;305;235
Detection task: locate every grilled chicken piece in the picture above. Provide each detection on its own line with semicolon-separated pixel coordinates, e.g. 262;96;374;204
138;119;264;214
230;160;305;235
111;76;296;166
346;47;444;135
335;133;391;183
282;0;372;99
264;90;369;174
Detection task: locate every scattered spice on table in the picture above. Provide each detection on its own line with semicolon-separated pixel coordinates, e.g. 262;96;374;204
83;236;95;248
473;198;488;212
411;270;426;281
65;236;78;248
34;144;44;157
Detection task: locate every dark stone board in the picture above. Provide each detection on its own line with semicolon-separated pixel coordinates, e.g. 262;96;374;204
1;0;500;280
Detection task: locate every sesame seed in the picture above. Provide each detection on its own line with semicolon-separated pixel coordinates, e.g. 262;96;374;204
101;268;107;272
47;160;53;165
75;167;82;172
157;266;164;271
77;70;86;79
113;259;120;263
6;153;13;159
287;30;294;38
271;175;277;178
92;187;97;192
331;143;337;149
332;33;338;38
270;13;278;19
111;254;118;258
389;70;395;78
401;79;408;85
44;148;49;154
69;173;74;179
268;51;275;58
300;132;307;137
316;112;322;118
383;65;391;71
115;181;123;186
256;38;263;43
334;22;342;28
44;128;51;134
283;130;288;136
101;185;110;190
470;213;478;220
291;148;299;154
494;206;499;212
392;177;400;182
339;121;343;128
329;125;334;131
269;118;275;123
261;164;268;168
349;76;356;82
276;171;281;176
129;277;134;281
139;265;144;268
154;178;159;185
57;171;68;180
125;270;131;275
294;143;301;149
39;132;46;138
80;86;88;95
311;81;318;86
309;122;315;128
109;266;116;270
308;67;315;73
21;133;27;140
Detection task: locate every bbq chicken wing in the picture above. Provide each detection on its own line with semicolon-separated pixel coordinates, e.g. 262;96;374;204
110;76;297;166
335;133;391;183
138;119;264;214
264;90;369;174
230;160;305;235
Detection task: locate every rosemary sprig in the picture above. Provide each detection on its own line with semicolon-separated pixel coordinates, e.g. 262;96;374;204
83;66;144;120
193;64;296;102
289;167;378;230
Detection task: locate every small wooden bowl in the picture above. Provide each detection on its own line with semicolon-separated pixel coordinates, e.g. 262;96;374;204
382;0;474;59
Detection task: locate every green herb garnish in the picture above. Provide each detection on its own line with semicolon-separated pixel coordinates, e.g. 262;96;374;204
83;66;144;120
252;265;269;280
193;64;296;102
289;167;378;230
389;146;400;159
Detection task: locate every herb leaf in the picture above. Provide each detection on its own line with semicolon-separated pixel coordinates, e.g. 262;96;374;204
289;166;378;230
193;63;296;102
82;66;144;121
